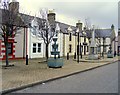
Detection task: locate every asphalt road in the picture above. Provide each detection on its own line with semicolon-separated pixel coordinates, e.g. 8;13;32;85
13;61;118;93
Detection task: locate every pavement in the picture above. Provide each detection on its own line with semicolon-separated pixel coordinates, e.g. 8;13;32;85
14;62;118;93
1;55;119;94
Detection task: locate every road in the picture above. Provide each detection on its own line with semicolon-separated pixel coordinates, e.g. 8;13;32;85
13;61;118;93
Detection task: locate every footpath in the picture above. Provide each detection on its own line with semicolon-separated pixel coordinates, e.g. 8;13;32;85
1;56;119;94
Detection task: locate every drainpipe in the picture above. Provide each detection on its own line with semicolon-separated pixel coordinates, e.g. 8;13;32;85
114;38;115;56
26;27;28;65
23;27;26;58
26;27;28;57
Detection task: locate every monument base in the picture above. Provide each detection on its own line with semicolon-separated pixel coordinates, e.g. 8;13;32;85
107;53;113;58
88;54;99;60
47;58;63;68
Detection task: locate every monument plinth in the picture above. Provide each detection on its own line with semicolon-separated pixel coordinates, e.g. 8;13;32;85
47;37;63;68
107;45;113;58
88;27;98;60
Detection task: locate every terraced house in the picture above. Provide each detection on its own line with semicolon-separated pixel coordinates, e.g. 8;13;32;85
0;0;117;61
86;25;116;57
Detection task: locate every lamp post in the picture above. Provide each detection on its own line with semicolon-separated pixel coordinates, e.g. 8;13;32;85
76;28;80;63
74;31;77;59
79;32;83;59
76;20;83;61
98;38;101;58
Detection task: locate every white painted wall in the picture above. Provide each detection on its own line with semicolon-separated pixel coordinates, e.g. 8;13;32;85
15;28;24;58
28;28;45;59
28;18;45;59
99;38;111;53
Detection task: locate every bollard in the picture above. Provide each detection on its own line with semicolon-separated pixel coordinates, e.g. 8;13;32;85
67;53;69;60
74;52;76;59
114;51;116;57
80;52;82;59
58;54;60;58
26;55;28;65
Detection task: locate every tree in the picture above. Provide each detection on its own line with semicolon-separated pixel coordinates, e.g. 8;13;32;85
32;9;59;60
0;0;24;66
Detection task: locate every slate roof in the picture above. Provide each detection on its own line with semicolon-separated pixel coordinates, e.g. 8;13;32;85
1;8;115;39
1;9;25;27
19;14;77;35
85;28;114;38
19;13;77;34
96;29;113;38
57;21;76;35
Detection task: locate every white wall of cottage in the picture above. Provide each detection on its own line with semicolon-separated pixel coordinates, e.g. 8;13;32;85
28;28;45;59
28;18;64;59
15;28;25;58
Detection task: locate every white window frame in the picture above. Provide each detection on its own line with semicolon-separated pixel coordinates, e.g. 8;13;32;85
38;43;41;53
33;43;36;53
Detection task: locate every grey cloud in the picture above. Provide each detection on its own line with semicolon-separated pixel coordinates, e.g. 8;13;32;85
18;1;118;33
40;2;117;29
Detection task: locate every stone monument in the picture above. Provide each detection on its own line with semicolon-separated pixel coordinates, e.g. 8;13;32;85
88;26;98;60
107;45;113;58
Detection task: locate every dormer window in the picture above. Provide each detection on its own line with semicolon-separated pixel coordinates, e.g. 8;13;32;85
34;25;37;29
32;25;38;36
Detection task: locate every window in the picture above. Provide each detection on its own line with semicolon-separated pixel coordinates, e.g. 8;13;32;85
69;44;72;53
87;46;89;52
38;43;41;53
97;46;101;52
69;33;72;41
33;43;36;53
8;43;13;55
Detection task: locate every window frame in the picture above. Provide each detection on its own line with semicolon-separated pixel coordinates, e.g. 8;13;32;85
33;43;36;53
38;43;41;53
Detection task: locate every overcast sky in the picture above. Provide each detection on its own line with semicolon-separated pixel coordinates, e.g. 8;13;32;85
1;0;119;35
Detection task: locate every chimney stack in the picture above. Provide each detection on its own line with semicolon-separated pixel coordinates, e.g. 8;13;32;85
47;9;56;28
9;0;19;14
76;20;82;31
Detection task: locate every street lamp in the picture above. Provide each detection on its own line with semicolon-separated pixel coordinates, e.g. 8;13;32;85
76;28;80;63
76;27;83;63
79;31;83;59
74;30;77;59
